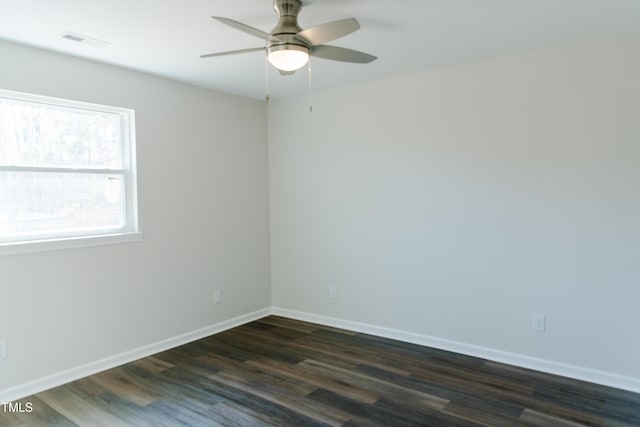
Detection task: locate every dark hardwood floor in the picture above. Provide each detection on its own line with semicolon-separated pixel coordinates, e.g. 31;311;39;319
2;316;639;426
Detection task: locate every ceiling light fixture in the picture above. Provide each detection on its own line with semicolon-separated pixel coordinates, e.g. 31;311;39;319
267;44;310;72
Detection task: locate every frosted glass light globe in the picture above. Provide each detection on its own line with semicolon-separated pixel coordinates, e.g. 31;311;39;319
268;45;310;72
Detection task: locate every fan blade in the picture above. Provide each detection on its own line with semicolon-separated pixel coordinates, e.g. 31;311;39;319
296;18;360;46
200;47;265;59
311;45;377;63
212;16;282;43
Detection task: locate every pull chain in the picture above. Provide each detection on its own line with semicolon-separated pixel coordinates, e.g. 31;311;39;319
308;56;313;113
265;53;270;103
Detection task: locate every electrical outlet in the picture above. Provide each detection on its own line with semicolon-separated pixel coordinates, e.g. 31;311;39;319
532;314;546;332
0;341;7;360
214;289;222;304
329;286;337;299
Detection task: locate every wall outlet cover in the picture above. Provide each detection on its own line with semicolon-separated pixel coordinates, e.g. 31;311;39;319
532;314;546;332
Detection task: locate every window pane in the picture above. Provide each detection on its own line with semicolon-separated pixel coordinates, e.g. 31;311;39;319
0;171;125;241
0;98;122;169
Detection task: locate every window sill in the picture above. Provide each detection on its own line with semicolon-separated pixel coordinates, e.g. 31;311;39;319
0;231;143;257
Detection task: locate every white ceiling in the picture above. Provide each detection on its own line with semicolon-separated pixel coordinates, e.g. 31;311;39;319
0;0;639;100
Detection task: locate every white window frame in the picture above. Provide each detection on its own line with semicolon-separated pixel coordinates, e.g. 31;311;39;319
0;89;142;256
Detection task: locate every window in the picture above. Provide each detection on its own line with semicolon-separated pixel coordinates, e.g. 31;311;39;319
0;89;141;254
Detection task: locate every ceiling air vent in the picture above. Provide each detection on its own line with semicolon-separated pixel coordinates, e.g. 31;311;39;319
59;31;110;48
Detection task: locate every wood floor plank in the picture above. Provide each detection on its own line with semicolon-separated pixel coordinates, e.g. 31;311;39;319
246;356;380;404
207;401;277;427
144;397;225;427
36;386;130;427
209;371;351;426
297;358;450;411
307;388;422;427
409;359;537;398
5;315;639;427
604;396;640;426
291;333;414;377
212;328;306;365
91;393;178;427
253;315;321;334
88;369;161;407
0;396;77;427
370;397;484;427
520;408;596;426
409;362;606;426
442;400;529;427
192;374;330;426
131;356;174;374
199;352;317;396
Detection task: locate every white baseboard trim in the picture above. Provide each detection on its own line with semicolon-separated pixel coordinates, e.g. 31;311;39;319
3;306;639;403
271;307;640;394
0;308;271;403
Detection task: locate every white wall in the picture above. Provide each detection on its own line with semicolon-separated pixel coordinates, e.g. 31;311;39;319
0;40;270;393
269;35;640;381
2;31;639;397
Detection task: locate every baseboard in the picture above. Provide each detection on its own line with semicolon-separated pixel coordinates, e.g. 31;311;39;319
271;307;640;394
4;306;639;403
0;307;271;403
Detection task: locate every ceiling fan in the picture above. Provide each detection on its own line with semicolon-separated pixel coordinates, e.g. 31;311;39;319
201;0;377;75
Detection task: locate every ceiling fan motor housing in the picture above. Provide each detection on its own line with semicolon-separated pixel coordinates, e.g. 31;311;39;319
270;0;309;54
